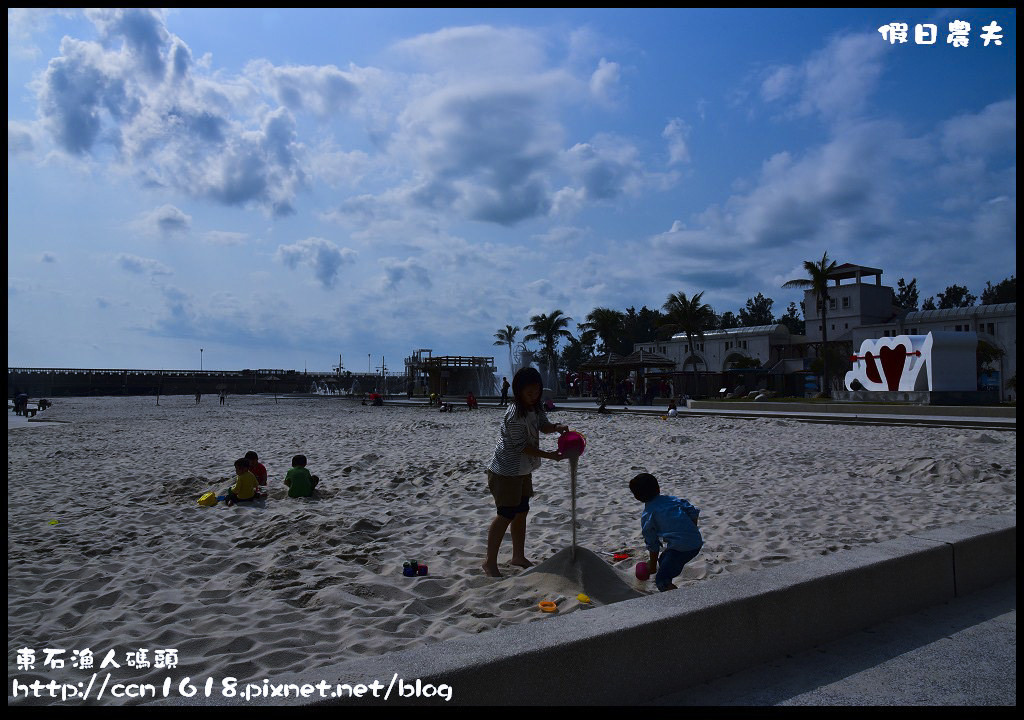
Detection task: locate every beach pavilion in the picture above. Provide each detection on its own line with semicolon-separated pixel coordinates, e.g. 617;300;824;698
614;349;677;401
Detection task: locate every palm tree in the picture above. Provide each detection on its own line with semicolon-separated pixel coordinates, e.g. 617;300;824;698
524;310;575;390
783;252;838;395
493;325;519;375
659;290;716;397
577;307;626;354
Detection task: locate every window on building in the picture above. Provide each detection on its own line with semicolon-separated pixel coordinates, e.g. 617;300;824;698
829;298;837;310
842;297;850;309
987;323;995;335
844;323;848;329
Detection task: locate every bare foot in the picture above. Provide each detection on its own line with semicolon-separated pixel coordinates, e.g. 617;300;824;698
482;562;502;577
509;557;533;569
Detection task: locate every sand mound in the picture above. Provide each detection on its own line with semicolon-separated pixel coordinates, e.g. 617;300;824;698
522;546;643;604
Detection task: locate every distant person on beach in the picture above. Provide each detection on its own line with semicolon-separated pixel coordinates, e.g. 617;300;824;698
225;458;261;507
245;451;268;487
195;391;201;405
629;473;702;591
482;366;574;577
13;392;29;415
667;400;678;417
466;391;478;410
500;377;510;406
284;454;320;498
219;390;226;405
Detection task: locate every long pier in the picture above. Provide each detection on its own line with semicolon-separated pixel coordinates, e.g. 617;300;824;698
7;367;386;398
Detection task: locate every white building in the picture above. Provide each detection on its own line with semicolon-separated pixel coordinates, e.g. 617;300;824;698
634;263;1016;400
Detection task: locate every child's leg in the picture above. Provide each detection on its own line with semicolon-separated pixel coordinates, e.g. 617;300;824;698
508;498;532;567
483;513;513;576
310;475;320;488
655;548;699;591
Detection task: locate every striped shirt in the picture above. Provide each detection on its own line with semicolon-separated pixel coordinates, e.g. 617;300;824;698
487;403;549;476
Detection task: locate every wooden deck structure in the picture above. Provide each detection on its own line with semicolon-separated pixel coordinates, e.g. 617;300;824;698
404;352;497;397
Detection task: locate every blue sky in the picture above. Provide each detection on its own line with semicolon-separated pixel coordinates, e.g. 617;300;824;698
7;8;1016;376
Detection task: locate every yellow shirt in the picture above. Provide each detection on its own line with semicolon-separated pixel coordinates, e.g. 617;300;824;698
231;470;259;500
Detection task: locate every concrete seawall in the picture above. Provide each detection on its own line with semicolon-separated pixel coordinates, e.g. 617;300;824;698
178;514;1014;706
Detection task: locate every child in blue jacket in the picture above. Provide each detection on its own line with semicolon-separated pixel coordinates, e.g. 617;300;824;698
630;473;703;591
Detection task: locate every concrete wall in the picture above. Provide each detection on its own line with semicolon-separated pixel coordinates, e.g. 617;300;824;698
171;515;1014;707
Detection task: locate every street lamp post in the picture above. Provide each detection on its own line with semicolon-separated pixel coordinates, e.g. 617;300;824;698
200;348;204;371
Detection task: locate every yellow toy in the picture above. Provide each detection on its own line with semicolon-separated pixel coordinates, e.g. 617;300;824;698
577;593;591;603
197;491;218;507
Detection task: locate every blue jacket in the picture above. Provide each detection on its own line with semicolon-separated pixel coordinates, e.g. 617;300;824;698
641;494;703;553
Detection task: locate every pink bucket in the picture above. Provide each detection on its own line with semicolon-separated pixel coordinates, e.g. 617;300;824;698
635;561;650;581
557;430;586;457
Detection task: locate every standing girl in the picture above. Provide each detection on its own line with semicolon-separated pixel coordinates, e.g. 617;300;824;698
482;367;575;577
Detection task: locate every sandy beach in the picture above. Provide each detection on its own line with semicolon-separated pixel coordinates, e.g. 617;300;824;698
7;395;1016;704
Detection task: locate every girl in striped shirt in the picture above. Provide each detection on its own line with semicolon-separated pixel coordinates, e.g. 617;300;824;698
482;367;576;577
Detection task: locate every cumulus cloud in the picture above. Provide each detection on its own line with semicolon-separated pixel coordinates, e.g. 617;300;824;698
760;33;886;122
33;9;306;216
8;121;35;156
562;134;645;202
116;253;172;276
380;257;432;290
26;14;666;229
589;58;621;106
395;78;567;225
149;204;191;234
392;25;548;77
249;60;359;119
663;118;691;165
276;237;357;289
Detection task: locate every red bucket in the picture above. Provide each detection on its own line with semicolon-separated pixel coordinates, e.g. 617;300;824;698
557;430;586;457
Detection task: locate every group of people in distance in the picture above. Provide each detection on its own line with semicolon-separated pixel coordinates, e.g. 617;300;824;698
224;451;320;506
483;367;703;591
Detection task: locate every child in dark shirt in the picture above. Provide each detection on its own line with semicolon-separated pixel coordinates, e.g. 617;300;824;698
630;473;703;591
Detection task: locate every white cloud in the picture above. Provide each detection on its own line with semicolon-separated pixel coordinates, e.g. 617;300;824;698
203;230;247;246
380;257;432;290
589;58;621;106
116;253;172;276
663;117;691;165
760;33;886;123
276;237;357;289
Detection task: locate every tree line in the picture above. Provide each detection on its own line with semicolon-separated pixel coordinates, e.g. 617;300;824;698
494;262;1015;390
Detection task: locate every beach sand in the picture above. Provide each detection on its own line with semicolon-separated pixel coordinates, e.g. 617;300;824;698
7;395;1016;703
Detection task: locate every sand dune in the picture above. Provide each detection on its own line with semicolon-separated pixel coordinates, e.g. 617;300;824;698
7;395;1016;703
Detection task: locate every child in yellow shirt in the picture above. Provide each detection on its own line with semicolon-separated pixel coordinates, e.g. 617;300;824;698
226;458;260;506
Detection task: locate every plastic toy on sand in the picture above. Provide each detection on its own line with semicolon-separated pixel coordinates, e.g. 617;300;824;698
557;430;586;457
403;561;428;577
635;561;650;581
538;601;557;613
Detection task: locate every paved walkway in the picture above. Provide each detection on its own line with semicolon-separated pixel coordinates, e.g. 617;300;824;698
651;579;1016;706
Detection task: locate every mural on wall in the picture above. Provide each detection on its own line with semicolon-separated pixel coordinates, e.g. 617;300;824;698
845;331;978;392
